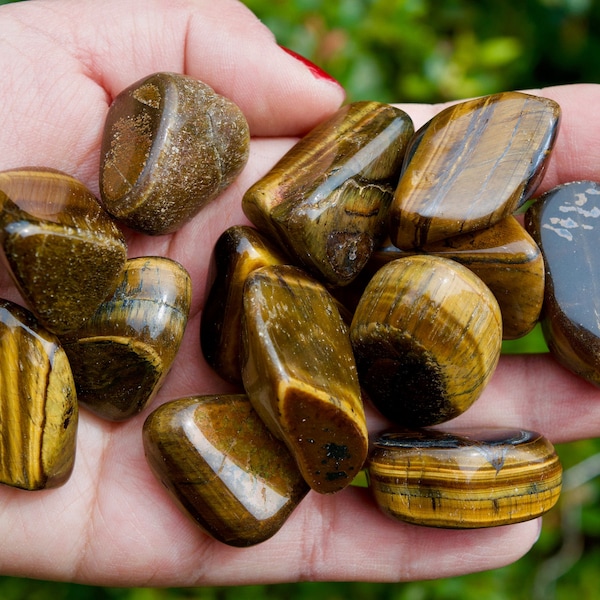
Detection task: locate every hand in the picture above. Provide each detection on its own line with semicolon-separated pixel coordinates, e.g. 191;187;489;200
1;0;599;588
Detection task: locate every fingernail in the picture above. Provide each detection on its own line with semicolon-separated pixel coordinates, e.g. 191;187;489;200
279;46;341;86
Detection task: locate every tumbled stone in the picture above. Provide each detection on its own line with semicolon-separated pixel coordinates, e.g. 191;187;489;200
60;257;191;421
0;299;78;490
350;255;502;427
368;428;562;528
100;72;250;235
143;394;309;547
390;92;560;249
526;181;600;385
0;168;127;335
368;217;545;340
201;225;288;385
243;101;414;286
242;265;368;493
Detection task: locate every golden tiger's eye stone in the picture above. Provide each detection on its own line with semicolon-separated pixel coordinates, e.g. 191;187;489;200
242;265;368;493
100;72;250;235
368;428;562;528
60;257;191;421
201;225;288;385
0;168;127;335
525;181;600;385
350;255;502;427
369;217;545;340
0;299;78;490
243;101;414;286
143;394;309;547
390;92;560;249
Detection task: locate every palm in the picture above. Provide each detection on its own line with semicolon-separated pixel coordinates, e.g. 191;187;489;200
2;0;600;588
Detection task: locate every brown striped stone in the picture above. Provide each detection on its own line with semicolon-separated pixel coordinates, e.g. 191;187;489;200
60;257;191;421
241;265;368;493
243;101;414;286
368;217;545;340
0;300;78;490
201;225;288;385
143;394;309;547
368;428;562;528
0;168;127;335
350;255;502;427
100;72;250;235
390;92;560;249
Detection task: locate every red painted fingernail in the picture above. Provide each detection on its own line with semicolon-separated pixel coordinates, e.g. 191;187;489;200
280;46;341;86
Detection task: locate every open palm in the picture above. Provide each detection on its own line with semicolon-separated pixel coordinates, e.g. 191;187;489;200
1;0;600;588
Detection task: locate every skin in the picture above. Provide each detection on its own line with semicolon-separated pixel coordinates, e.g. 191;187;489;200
1;0;600;587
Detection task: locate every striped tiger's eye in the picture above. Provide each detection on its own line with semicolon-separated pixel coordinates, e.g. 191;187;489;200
100;72;250;235
368;428;562;528
143;394;309;547
0;168;127;335
350;255;502;427
390;92;560;249
243;101;414;286
242;264;368;493
60;257;191;421
0;299;78;490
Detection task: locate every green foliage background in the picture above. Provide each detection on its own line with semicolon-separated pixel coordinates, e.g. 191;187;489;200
2;0;600;598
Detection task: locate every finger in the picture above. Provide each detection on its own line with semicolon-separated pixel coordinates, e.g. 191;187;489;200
3;0;344;137
448;354;600;444
394;83;600;194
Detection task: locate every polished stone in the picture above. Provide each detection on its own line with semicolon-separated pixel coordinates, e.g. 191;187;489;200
390;92;560;249
242;264;368;493
243;101;414;286
368;428;562;528
201;225;287;385
369;217;545;339
0;299;78;490
0;168;127;335
143;394;309;547
526;181;600;385
350;255;502;427
100;72;250;235
60;257;191;421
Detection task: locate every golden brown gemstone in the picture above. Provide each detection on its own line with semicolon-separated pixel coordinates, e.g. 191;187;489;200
143;394;309;547
100;72;250;235
390;92;560;249
0;168;127;335
242;264;368;493
350;255;502;427
526;181;600;385
243;101;414;286
60;257;191;421
201;225;288;385
0;299;78;490
368;428;562;528
369;217;545;340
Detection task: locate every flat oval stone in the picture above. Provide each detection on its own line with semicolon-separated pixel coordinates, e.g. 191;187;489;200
368;428;562;528
350;255;502;427
242;264;368;493
390;92;560;249
369;217;545;340
0;168;127;335
201;225;288;385
243;101;414;286
60;257;191;421
100;72;250;235
143;394;309;547
0;299;78;490
525;181;600;385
